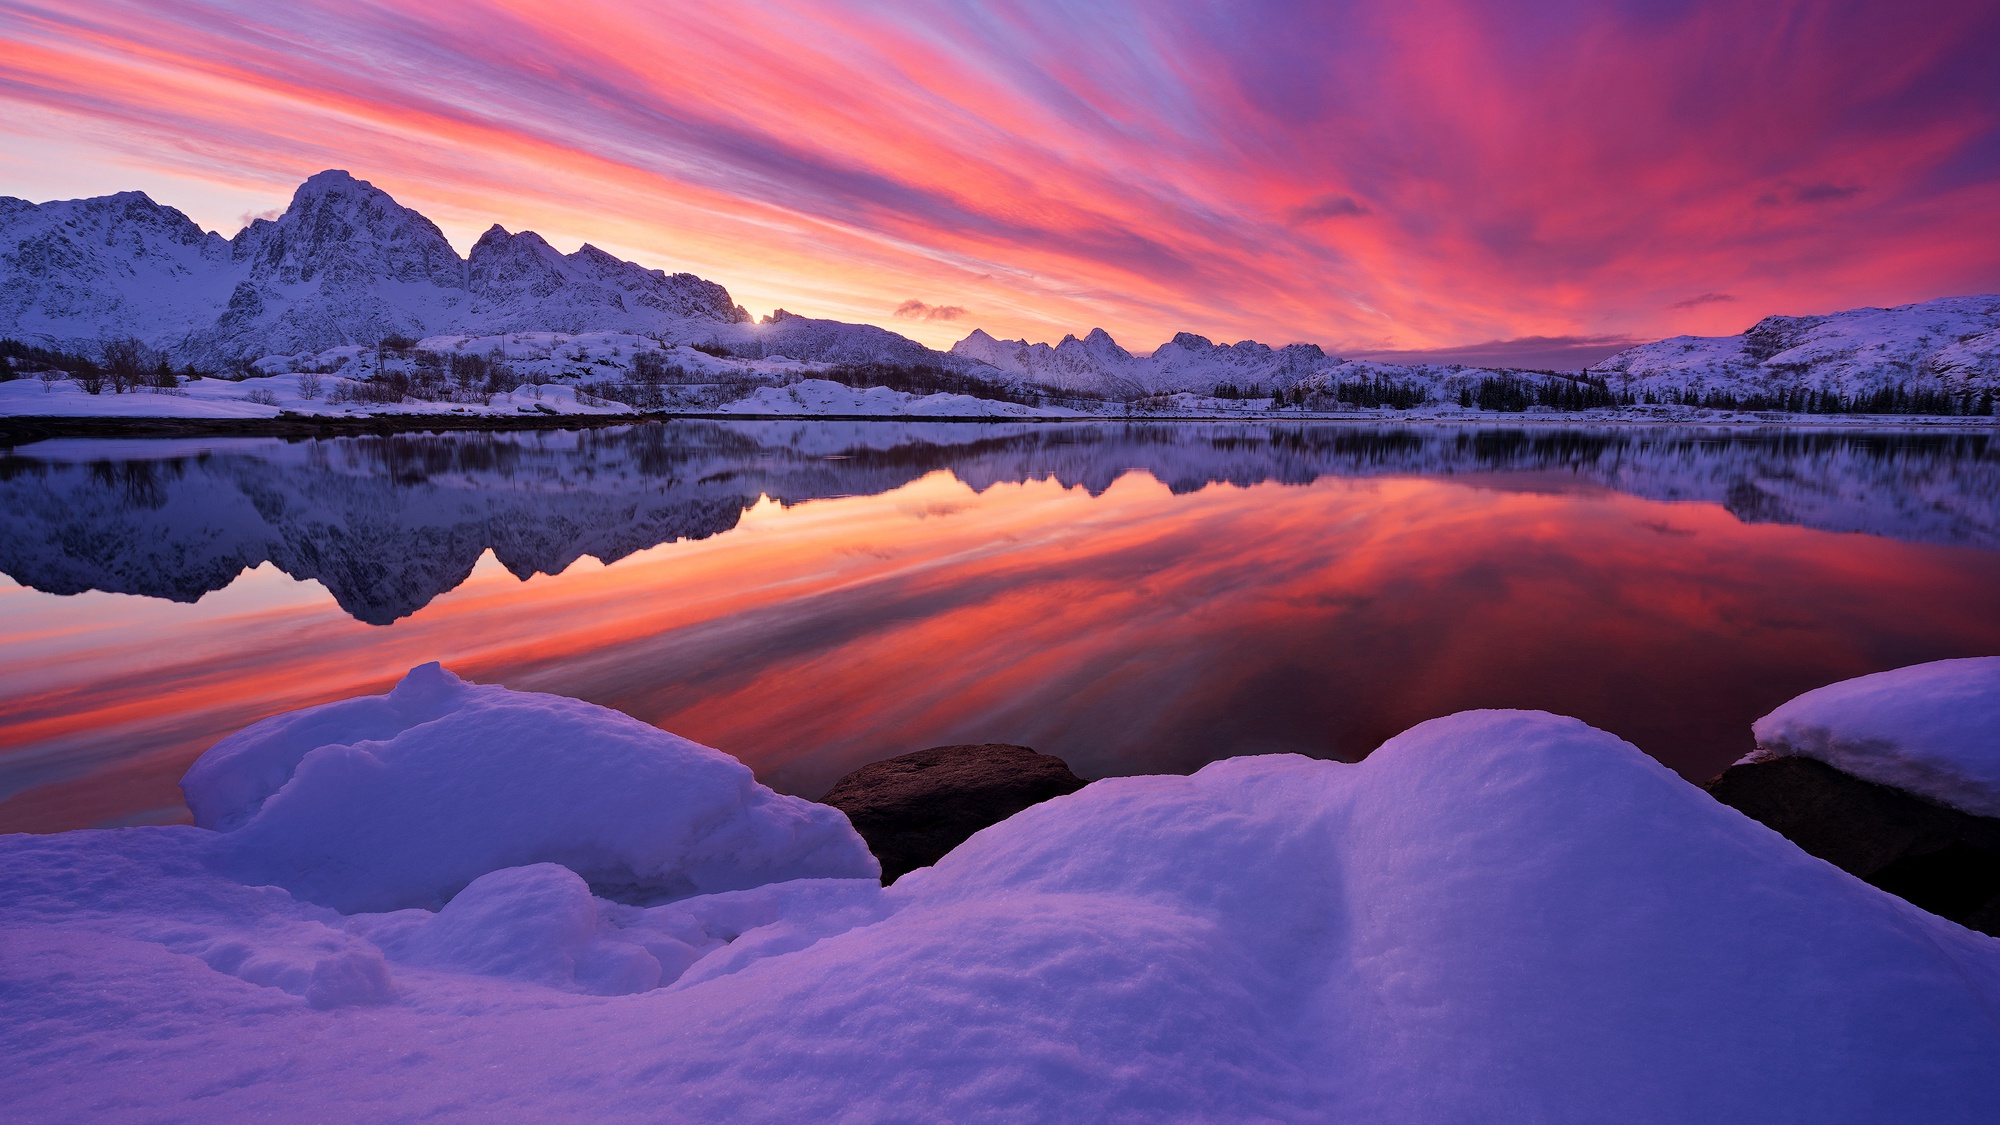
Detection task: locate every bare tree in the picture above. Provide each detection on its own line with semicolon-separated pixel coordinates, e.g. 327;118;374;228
297;371;324;400
100;337;155;394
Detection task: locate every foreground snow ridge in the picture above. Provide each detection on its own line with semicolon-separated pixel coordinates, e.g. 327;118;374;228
5;671;1999;1121
182;662;878;911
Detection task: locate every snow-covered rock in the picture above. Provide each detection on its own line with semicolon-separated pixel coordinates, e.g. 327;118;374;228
187;663;878;911
1749;657;2000;818
4;698;1998;1120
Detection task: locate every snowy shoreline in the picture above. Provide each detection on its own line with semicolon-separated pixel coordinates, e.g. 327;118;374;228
5;398;1997;446
4;660;1998;1121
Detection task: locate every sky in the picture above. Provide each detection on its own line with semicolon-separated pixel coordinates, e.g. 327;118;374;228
2;0;1996;360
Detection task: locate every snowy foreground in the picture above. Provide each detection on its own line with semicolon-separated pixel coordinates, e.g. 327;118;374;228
6;664;2000;1121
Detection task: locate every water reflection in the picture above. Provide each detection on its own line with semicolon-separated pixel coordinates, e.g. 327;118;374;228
2;421;1997;833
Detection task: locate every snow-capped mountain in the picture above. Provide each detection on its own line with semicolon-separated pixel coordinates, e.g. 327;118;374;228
2;171;757;365
954;328;1335;396
4;421;1994;626
1588;295;2000;401
0;191;239;347
954;296;2000;405
951;324;1577;401
6;170;1999;406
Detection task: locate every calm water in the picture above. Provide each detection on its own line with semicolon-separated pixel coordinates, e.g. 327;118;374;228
3;420;1998;833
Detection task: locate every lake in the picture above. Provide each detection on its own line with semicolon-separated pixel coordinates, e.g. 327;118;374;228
3;420;1998;833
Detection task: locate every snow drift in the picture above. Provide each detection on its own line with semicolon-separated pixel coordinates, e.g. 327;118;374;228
3;678;1998;1121
1750;656;2000;817
185;663;878;910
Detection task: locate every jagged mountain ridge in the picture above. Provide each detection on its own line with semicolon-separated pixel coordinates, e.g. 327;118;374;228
2;171;751;365
953;296;2000;402
2;422;1994;626
5;170;1999;403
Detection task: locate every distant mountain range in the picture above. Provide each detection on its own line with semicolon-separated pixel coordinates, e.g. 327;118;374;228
4;171;1998;405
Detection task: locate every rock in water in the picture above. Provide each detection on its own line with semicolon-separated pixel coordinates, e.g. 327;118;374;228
1709;755;2000;935
1711;657;2000;934
821;744;1088;883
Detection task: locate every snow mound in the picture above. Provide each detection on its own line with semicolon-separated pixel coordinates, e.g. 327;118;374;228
186;663;877;911
350;865;889;995
7;702;2000;1119
1750;657;2000;816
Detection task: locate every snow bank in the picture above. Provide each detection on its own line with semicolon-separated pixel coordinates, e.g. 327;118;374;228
0;372;635;419
187;663;877;911
1750;656;2000;816
5;693;1999;1120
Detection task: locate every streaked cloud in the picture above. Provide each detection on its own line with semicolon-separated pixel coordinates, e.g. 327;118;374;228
1350;335;1642;372
0;0;1995;353
1670;293;1738;311
1290;195;1369;223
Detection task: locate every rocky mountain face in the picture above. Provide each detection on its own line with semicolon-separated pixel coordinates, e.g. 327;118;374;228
1588;295;2000;401
0;192;238;347
2;171;752;365
2;421;1995;626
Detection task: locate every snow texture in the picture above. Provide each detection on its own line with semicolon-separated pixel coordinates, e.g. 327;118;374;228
1750;657;2000;817
4;682;1999;1121
185;663;878;910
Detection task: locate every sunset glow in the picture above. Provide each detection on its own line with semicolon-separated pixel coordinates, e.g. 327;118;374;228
4;1;1996;356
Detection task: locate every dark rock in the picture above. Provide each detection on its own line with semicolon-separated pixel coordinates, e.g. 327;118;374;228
820;744;1088;884
1707;756;2000;935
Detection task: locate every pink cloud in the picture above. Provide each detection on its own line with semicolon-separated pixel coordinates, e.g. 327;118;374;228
0;0;1994;352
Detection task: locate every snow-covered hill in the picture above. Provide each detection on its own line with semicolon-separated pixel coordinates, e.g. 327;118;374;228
1589;295;2000;402
3;421;1993;625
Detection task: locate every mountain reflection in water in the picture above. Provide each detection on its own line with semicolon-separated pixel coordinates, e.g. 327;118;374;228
2;420;1998;833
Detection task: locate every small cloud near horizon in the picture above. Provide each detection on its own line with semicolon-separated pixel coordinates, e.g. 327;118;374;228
1671;292;1738;310
1757;183;1862;208
236;207;283;230
1290;194;1369;223
895;299;967;321
1350;334;1640;372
